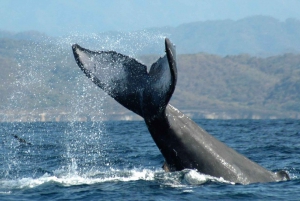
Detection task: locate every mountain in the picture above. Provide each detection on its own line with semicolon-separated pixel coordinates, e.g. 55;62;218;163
2;16;300;56
166;16;300;56
171;53;300;119
0;16;300;121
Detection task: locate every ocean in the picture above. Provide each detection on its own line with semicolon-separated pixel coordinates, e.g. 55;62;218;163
0;119;299;200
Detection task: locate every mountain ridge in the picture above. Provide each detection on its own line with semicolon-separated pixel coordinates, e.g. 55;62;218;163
2;16;300;56
0;16;299;121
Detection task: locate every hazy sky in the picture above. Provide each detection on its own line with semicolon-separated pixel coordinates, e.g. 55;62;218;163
1;0;300;36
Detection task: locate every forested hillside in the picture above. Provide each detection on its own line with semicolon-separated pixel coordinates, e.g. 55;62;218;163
139;53;300;119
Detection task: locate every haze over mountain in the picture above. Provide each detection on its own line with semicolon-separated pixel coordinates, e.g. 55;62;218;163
2;16;300;56
1;0;300;36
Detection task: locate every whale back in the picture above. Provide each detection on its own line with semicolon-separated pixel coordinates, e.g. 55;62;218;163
72;38;177;118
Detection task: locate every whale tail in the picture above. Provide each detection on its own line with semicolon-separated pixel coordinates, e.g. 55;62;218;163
72;38;177;118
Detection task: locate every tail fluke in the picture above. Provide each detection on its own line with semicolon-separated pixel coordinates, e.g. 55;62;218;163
72;38;177;118
72;44;148;116
143;38;177;118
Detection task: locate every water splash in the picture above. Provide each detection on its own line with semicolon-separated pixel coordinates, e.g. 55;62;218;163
58;30;168;57
2;29;168;122
1;30;167;186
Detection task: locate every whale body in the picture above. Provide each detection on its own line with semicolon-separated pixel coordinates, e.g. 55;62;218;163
72;38;289;184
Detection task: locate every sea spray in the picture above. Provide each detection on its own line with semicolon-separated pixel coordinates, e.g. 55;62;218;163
1;30;167;183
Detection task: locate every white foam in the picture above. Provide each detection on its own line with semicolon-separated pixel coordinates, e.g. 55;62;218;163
184;170;208;185
0;168;234;190
0;168;158;189
183;169;235;185
182;189;194;193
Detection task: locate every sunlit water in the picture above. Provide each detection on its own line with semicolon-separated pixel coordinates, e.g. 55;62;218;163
0;120;299;200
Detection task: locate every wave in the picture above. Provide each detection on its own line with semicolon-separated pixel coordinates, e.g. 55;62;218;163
0;166;231;190
0;168;156;189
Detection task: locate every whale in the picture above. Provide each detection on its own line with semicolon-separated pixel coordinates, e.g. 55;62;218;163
72;38;289;184
11;134;32;145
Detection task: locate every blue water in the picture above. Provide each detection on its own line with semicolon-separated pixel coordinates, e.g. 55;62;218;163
0;119;299;200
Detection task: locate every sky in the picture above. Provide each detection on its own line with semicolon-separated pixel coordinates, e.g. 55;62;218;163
1;0;300;36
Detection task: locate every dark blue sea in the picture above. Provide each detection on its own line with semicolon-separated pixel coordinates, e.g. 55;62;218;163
0;119;299;200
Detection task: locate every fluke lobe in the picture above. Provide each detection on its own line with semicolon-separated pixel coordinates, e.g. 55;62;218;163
72;38;289;184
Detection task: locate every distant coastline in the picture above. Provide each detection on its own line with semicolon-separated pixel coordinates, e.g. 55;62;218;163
1;108;299;123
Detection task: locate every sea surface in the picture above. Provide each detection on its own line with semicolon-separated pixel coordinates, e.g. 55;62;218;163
0;119;299;200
